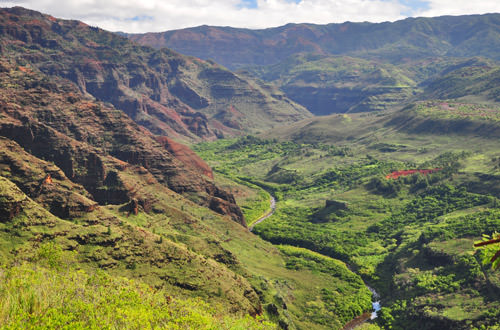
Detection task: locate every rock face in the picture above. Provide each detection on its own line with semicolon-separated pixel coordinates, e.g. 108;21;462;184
209;197;245;227
0;7;308;224
0;57;244;225
0;178;25;222
0;137;98;219
0;7;310;142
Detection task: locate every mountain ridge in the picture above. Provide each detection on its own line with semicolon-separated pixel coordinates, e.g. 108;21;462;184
0;6;311;142
126;14;500;115
126;13;500;69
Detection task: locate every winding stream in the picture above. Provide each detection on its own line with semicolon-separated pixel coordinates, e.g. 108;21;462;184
368;286;381;320
249;194;381;328
248;196;276;231
343;285;381;329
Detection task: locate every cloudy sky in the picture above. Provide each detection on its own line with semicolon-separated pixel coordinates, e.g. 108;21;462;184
1;0;500;33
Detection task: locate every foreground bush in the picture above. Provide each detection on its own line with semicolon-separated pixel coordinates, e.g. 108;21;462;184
0;263;274;329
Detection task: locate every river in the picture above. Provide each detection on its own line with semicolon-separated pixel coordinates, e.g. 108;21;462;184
368;286;381;320
342;285;381;329
248;196;276;231
249;194;381;328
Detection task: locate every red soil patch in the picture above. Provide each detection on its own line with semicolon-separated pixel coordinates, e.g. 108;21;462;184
17;66;32;73
386;168;441;179
155;136;213;179
42;174;53;185
228;105;243;117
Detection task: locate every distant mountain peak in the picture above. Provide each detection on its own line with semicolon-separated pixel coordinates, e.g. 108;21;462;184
127;13;500;69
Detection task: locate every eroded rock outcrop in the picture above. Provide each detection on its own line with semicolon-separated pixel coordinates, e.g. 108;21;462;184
0;59;244;225
0;7;310;141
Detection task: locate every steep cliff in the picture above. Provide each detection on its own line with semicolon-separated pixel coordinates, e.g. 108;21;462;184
0;55;260;314
0;7;311;142
0;59;244;225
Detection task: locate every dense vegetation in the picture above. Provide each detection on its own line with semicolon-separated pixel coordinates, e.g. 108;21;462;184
0;246;273;329
278;246;372;327
194;105;500;329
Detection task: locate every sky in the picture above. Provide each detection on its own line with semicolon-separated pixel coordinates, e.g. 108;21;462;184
1;0;500;33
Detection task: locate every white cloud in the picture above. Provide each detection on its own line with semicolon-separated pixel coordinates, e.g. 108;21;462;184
0;0;499;33
417;0;500;17
0;0;407;32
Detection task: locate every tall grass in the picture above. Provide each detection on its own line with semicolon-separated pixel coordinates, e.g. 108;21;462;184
0;262;274;329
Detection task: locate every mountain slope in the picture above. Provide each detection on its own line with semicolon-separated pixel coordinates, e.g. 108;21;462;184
0;8;376;329
127;14;500;69
0;168;263;316
127;15;500;115
0;7;311;142
419;57;500;102
0;59;244;224
245;53;417;114
264;101;500;145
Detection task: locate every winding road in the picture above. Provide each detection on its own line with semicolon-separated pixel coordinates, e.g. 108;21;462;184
249;195;276;231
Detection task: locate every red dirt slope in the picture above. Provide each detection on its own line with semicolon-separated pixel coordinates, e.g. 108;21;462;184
386;169;441;179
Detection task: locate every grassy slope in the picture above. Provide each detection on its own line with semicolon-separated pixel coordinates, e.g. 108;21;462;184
0;139;372;329
194;103;500;329
420;57;500;102
0;261;273;329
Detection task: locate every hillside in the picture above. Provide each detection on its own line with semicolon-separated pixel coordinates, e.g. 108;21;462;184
265;100;500;144
0;7;376;329
0;59;244;224
0;7;311;143
0;262;274;329
243;53;417;115
419;57;500;102
241;55;500;115
127;14;500;69
127;15;500;115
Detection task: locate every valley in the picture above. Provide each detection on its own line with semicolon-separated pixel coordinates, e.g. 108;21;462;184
194;107;500;329
0;5;499;330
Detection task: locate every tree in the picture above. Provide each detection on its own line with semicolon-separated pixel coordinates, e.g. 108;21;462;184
474;232;500;270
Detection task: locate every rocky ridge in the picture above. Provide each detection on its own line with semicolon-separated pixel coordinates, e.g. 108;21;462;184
0;7;311;142
0;58;244;224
